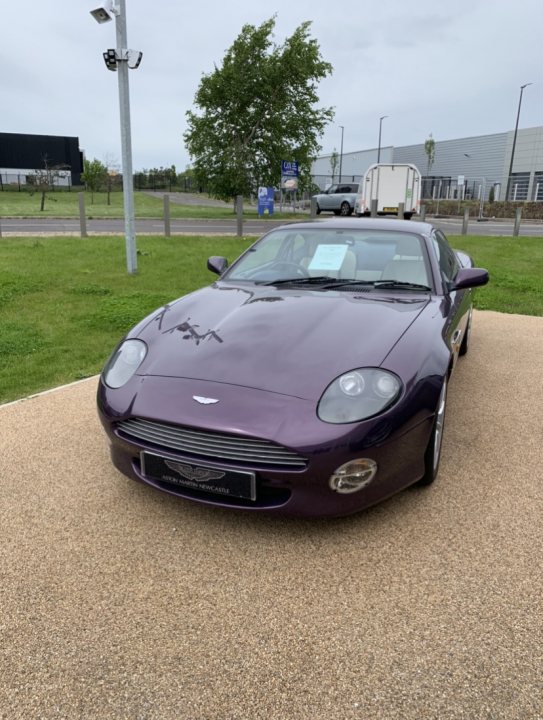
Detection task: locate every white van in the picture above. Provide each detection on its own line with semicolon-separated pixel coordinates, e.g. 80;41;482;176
355;163;421;219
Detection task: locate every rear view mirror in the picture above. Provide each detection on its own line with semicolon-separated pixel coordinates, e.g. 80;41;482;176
452;267;489;290
207;256;228;275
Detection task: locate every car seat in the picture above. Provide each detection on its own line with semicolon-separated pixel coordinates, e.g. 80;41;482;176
381;235;429;285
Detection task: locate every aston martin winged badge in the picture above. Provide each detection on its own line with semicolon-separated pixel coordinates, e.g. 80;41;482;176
164;460;225;483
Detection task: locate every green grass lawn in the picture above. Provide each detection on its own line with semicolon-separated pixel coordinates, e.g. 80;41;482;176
0;189;305;220
451;235;543;316
0;234;541;404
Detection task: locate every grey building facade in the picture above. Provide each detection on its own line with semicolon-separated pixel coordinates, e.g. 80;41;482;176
312;126;543;201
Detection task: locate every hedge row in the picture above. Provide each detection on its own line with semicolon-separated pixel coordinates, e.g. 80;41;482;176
422;199;543;220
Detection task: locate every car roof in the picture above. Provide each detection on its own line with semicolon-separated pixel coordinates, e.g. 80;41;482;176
278;218;434;237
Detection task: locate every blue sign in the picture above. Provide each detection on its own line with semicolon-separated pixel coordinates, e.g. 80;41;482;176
281;160;299;176
257;187;275;216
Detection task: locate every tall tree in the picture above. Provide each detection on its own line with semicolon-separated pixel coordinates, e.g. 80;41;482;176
424;133;436;176
329;148;339;182
184;17;334;202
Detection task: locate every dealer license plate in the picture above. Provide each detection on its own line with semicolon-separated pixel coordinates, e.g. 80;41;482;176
140;452;256;501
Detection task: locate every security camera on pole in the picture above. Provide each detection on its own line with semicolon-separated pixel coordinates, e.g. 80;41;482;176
90;0;142;274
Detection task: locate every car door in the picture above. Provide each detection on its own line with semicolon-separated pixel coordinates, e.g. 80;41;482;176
320;185;338;210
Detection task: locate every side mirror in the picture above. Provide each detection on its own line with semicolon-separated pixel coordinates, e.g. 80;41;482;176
207;256;228;275
451;267;489;290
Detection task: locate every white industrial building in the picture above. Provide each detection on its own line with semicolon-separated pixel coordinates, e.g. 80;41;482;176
311;126;543;202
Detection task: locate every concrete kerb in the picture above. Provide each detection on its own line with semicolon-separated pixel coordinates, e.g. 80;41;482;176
0;375;99;410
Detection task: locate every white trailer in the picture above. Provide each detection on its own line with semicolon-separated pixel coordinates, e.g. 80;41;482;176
355;163;421;219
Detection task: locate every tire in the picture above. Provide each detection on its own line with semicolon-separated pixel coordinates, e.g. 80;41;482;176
316;203;321;215
340;201;351;216
403;212;413;220
459;308;472;356
418;377;448;486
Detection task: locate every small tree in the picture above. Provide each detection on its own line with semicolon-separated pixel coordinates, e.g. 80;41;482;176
82;158;108;204
329;149;339;183
424;133;436;176
27;155;66;211
488;185;495;204
103;154;120;205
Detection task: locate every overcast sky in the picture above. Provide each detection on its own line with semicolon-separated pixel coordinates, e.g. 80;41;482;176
2;0;542;171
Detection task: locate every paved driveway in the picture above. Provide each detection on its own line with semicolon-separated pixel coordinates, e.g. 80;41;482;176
1;311;541;720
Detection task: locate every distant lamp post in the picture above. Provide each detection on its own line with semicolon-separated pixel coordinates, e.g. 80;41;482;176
338;126;345;183
507;83;532;201
377;115;388;163
90;0;143;275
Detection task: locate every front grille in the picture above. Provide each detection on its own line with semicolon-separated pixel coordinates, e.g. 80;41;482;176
115;417;308;469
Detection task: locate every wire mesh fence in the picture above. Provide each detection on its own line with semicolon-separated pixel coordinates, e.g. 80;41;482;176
0;172;74;191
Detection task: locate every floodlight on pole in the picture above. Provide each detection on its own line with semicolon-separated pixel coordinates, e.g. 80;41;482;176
91;0;142;275
506;83;532;201
377;116;388;163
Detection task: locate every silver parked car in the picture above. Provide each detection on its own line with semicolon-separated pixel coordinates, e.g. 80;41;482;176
313;183;359;216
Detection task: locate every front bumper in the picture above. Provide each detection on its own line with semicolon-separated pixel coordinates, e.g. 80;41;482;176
97;375;435;518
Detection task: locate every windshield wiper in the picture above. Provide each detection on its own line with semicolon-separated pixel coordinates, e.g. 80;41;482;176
373;280;432;291
317;279;378;290
258;276;431;292
259;276;338;286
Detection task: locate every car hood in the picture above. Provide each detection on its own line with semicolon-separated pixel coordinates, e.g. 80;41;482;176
134;283;429;400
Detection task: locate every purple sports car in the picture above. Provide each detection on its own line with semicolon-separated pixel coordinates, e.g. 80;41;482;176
97;219;488;517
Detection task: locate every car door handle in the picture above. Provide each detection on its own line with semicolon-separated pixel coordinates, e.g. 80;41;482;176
452;329;462;344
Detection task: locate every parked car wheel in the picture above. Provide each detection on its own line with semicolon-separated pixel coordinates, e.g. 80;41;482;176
316;203;321;215
403;212;413;220
418;377;448;486
340;201;352;216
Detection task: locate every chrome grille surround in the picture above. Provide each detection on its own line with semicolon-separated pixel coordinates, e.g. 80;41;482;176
115;417;308;469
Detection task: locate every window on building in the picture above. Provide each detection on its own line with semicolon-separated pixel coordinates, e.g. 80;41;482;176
508;172;530;201
532;172;543;201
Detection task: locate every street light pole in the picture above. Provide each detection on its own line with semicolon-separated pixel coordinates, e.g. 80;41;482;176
506;83;532;201
92;0;139;274
338;126;344;183
377;116;388;163
115;0;137;274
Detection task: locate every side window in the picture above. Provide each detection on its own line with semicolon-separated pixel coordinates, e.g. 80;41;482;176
432;231;460;283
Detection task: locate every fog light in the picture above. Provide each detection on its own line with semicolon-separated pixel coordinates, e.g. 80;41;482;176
329;459;377;494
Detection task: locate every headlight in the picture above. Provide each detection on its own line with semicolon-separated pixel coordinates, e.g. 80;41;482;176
318;368;401;424
103;339;147;389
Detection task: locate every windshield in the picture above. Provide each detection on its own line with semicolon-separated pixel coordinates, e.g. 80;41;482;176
223;228;432;289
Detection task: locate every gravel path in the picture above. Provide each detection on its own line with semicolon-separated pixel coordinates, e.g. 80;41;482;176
1;310;541;720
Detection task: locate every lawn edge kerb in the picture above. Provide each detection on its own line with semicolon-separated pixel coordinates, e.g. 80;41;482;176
0;375;99;410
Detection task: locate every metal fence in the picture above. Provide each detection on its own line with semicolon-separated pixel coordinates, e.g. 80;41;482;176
311;172;543;202
0;172;74;191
